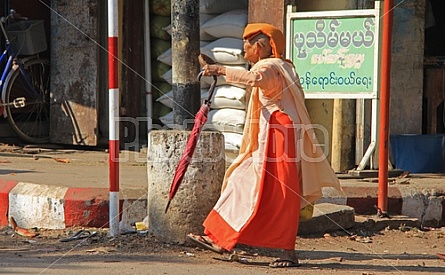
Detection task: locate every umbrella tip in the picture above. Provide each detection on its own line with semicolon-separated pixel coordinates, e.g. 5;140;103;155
165;200;171;214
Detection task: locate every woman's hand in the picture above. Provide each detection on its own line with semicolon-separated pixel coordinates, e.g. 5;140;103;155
202;65;226;76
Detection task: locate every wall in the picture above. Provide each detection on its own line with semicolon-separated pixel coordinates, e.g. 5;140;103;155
390;0;425;134
296;0;357;11
50;0;101;145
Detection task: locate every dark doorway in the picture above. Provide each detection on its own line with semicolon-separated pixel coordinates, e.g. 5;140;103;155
423;0;445;134
0;0;50;143
425;0;445;56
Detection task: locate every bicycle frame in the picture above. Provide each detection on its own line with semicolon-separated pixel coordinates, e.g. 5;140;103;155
0;45;13;79
0;36;40;117
0;45;13;116
0;45;29;117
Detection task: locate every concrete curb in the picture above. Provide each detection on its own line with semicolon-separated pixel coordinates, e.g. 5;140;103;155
321;185;445;227
0;179;147;230
299;203;355;235
1;179;444;230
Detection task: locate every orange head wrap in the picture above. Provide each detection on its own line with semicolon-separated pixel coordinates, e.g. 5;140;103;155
242;23;285;58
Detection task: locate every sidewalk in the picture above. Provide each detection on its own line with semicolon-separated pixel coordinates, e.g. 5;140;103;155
1;143;444;231
0;144;148;230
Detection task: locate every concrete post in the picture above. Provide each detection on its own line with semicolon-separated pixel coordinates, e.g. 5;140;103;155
331;99;356;172
147;130;225;244
248;0;289;31
171;0;201;130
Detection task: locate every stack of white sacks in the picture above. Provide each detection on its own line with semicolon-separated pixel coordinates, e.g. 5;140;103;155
148;0;173;126
156;0;248;153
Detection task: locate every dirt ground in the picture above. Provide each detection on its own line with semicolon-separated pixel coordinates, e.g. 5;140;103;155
1;141;445;273
1;222;445;274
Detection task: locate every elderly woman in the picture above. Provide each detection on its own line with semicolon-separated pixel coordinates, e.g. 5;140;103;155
188;23;341;268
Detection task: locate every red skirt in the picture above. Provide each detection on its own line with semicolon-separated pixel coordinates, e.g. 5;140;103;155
203;111;301;250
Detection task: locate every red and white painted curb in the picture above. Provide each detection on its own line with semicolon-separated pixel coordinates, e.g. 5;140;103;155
0;179;146;230
1;179;444;229
321;186;445;225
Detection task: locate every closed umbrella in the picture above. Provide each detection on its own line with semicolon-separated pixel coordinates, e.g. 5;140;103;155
165;63;217;213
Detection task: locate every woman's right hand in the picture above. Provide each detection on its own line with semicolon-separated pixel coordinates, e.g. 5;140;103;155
203;65;226;76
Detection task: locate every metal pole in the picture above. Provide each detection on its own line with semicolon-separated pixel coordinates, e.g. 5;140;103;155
355;0;375;167
144;0;153;132
108;0;120;236
171;0;200;129
378;0;394;215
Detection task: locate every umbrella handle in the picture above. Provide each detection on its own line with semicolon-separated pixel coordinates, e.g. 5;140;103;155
197;71;217;83
197;71;203;81
197;72;218;106
165;199;172;213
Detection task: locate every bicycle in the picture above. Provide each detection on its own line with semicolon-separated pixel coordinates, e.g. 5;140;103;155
0;9;50;144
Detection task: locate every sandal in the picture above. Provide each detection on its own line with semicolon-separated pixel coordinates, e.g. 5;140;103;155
187;233;228;254
59;230;97;242
269;259;301;268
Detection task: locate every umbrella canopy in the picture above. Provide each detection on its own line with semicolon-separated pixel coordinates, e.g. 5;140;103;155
165;72;217;213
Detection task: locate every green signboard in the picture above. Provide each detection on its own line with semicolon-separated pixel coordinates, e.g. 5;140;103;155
286;8;381;98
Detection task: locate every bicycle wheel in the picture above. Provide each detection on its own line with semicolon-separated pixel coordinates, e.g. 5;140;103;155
4;57;50;144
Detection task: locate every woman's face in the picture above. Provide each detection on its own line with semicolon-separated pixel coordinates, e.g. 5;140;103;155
243;39;259;64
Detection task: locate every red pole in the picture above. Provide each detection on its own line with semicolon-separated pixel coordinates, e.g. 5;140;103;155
108;0;120;235
378;0;394;215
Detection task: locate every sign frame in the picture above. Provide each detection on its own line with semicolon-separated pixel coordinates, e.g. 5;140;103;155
286;6;381;99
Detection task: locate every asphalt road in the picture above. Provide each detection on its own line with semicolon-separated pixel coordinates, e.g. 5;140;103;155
1;226;445;275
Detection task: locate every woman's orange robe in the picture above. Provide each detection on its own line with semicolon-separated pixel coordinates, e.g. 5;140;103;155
203;58;342;251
